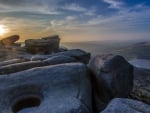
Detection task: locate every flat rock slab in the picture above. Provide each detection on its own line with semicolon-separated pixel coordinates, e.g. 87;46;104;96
101;98;150;113
0;63;92;113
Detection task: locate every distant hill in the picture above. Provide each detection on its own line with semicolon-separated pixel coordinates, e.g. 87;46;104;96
63;41;150;60
114;41;150;60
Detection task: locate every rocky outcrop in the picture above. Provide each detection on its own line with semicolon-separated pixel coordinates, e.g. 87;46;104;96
0;34;149;113
25;35;60;54
131;67;150;104
88;54;133;112
0;63;92;113
0;59;27;67
0;35;20;47
0;49;90;74
0;55;77;74
39;49;91;64
101;98;150;113
17;49;91;63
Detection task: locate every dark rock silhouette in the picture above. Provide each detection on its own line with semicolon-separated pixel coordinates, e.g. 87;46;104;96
25;35;60;54
0;35;20;47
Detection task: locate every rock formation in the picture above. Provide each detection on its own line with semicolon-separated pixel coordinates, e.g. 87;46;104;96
0;34;149;113
0;63;92;113
88;54;134;112
101;98;150;113
0;35;20;47
131;67;150;104
25;35;60;54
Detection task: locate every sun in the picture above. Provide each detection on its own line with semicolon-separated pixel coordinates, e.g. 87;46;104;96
0;25;8;36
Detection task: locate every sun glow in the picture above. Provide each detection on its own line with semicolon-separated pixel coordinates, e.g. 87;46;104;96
0;25;8;36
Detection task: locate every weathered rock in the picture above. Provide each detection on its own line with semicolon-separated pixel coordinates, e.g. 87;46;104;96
0;44;28;61
17;49;91;64
0;59;27;67
0;35;19;46
25;35;60;54
49;49;91;64
101;98;150;113
43;55;77;65
88;54;133;112
0;55;77;74
131;67;150;104
58;46;68;52
0;61;43;74
0;63;92;113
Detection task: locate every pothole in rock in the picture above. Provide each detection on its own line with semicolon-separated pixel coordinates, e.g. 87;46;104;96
12;96;41;113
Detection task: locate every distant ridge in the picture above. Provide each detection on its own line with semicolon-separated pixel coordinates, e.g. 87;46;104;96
120;41;150;60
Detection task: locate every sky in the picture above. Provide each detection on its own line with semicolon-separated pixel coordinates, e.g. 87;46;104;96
0;0;150;42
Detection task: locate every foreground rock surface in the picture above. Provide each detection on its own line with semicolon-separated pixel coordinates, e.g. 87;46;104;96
131;67;150;104
0;63;92;113
101;98;150;113
88;54;133;112
25;35;60;54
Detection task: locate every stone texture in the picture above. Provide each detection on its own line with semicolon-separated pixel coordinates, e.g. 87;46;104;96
101;98;150;113
0;35;19;47
0;55;77;74
0;63;92;113
25;35;60;54
17;49;91;64
48;49;91;64
131;67;150;104
88;54;134;112
0;59;27;67
0;44;28;61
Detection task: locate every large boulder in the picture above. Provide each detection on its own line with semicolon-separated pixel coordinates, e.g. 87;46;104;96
0;63;92;113
0;35;19;47
131;67;150;104
101;98;150;113
25;35;60;54
88;54;133;112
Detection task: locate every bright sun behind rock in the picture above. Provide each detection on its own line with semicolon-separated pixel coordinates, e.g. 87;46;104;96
0;25;8;36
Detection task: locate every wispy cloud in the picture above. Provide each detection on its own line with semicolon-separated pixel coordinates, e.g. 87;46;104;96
62;3;87;12
0;0;61;15
103;0;123;9
0;0;149;41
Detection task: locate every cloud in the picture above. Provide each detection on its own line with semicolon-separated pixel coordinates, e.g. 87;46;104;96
86;3;150;33
0;0;61;15
103;0;123;9
0;0;149;41
62;3;87;12
84;7;96;16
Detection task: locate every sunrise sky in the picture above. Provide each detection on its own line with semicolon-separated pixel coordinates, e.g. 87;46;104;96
0;0;150;42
